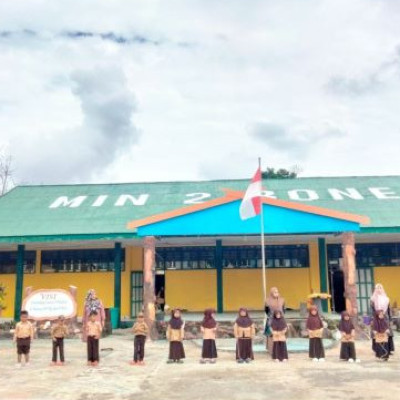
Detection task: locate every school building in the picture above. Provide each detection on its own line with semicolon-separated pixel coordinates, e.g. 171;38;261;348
0;175;400;321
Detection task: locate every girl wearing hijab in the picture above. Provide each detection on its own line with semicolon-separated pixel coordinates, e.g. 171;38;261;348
166;309;185;363
270;310;288;362
371;310;390;361
82;289;105;342
200;308;218;364
306;305;325;362
234;308;255;363
370;283;394;354
339;311;357;362
264;287;285;355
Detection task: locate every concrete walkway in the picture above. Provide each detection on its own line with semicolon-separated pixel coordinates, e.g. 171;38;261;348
0;335;400;399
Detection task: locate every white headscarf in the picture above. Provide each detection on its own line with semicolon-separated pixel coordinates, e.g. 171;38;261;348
370;283;390;313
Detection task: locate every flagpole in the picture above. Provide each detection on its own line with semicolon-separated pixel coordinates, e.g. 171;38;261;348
259;157;267;304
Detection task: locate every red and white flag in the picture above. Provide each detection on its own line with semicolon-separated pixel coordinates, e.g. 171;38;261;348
239;167;262;220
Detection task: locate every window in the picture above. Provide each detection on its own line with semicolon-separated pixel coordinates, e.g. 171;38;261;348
41;248;125;273
222;245;309;268
156;247;215;270
327;244;342;271
0;251;36;274
327;242;400;269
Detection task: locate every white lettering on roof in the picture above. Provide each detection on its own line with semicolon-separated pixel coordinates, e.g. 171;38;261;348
92;195;108;207
47;187;400;209
114;194;149;206
369;187;400;199
327;188;363;200
288;189;319;201
184;193;211;204
49;196;87;208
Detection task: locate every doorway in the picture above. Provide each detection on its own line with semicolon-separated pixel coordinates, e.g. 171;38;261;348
155;272;165;311
329;269;346;312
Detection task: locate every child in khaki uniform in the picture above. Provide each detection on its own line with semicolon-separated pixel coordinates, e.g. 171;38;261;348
234;308;255;363
13;310;34;367
307;305;325;362
271;310;289;362
339;311;357;362
51;315;69;366
200;309;218;364
166;309;185;363
130;312;149;366
86;311;102;366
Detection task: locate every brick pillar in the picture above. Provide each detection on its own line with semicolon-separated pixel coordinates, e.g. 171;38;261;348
143;236;157;339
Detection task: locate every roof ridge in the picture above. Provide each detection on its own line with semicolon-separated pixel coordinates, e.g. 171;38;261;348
10;174;400;189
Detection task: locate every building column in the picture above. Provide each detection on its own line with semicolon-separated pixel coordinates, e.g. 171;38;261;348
318;238;329;312
143;236;157;339
215;239;223;313
341;232;358;318
113;242;122;328
14;244;25;321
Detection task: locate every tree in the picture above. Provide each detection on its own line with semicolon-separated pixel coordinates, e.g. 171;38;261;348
0;149;14;196
262;165;301;179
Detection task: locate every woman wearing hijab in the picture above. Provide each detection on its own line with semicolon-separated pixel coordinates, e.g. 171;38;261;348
82;289;105;342
306;305;325;361
264;287;285;355
166;309;185;363
339;311;357;362
234;308;255;363
370;283;394;354
200;308;218;364
371;310;390;361
270;310;288;362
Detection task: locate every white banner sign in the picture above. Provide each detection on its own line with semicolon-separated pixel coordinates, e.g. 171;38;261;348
22;289;77;321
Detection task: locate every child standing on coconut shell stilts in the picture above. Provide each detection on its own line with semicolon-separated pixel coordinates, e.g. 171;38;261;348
131;312;148;366
50;315;69;366
339;311;358;362
200;308;218;364
372;310;390;361
270;310;288;362
167;309;185;363
234;308;255;363
306;305;325;362
86;311;102;367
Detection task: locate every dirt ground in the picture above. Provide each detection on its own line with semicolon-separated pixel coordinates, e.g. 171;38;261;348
0;335;400;400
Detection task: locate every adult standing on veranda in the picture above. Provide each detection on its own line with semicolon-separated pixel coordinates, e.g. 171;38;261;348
82;289;105;342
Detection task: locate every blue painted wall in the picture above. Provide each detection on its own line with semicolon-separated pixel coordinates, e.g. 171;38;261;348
137;200;359;236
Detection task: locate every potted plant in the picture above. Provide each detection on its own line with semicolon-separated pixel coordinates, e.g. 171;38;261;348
0;284;7;317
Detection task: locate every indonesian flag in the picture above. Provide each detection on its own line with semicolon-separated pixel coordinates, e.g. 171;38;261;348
239;167;262;220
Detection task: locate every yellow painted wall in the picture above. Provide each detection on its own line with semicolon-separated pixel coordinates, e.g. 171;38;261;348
308;241;321;293
374;267;400;307
0;274;16;318
165;270;217;311
1;246;144;319
126;246;143;271
223;268;311;311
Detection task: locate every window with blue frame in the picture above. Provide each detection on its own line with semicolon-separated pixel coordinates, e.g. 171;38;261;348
223;245;309;268
156;247;215;270
155;244;309;270
41;248;125;273
0;251;36;274
327;242;400;269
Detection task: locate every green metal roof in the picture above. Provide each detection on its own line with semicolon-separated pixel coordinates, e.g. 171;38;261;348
0;175;399;242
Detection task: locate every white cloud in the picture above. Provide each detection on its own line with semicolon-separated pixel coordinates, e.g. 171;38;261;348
1;0;400;184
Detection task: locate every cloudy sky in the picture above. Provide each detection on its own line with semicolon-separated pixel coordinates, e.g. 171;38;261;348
1;0;400;185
